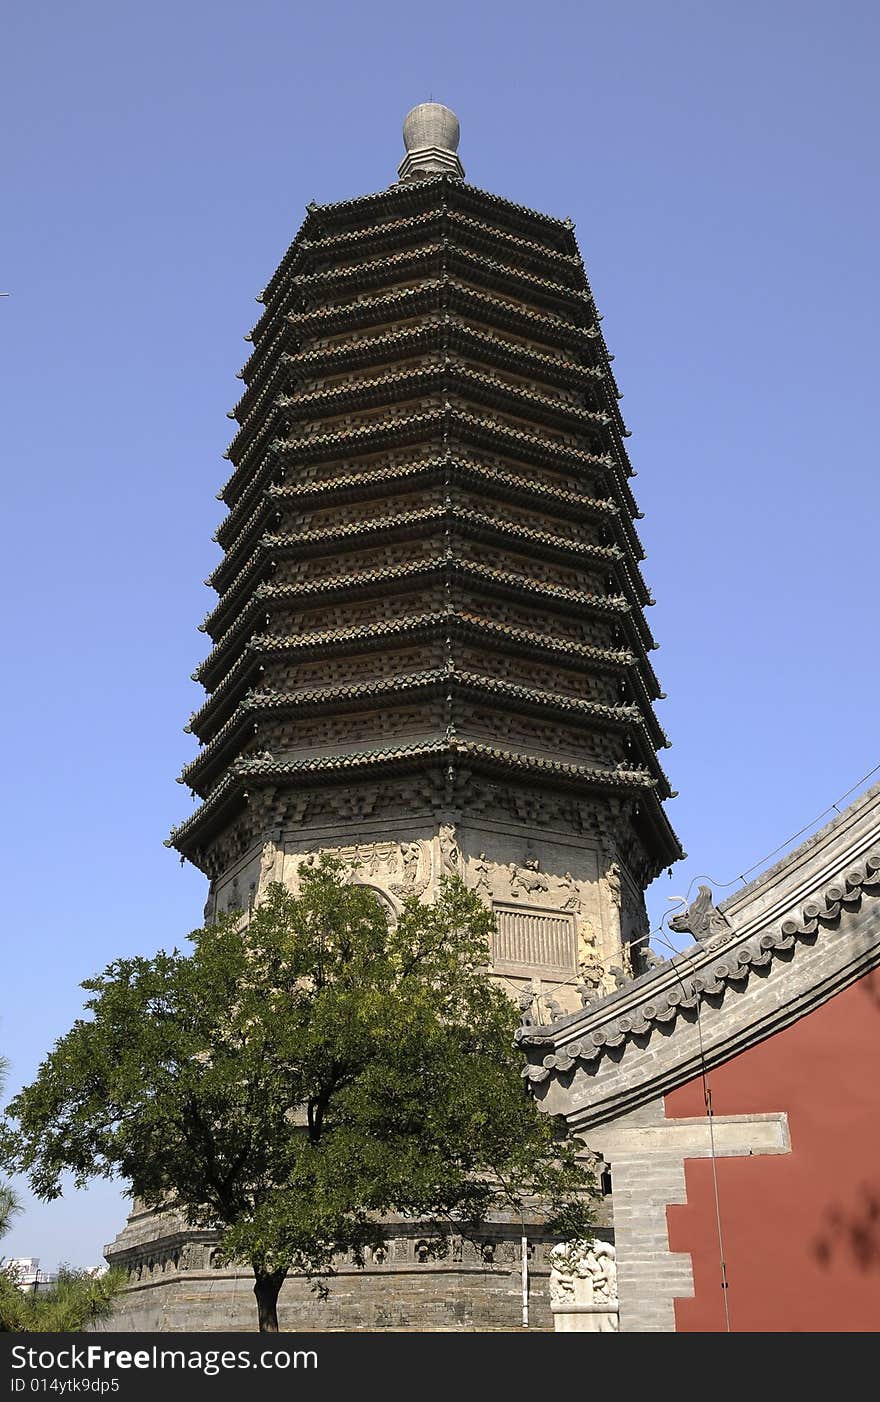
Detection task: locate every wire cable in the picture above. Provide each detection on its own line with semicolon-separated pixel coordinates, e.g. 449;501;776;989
675;760;880;907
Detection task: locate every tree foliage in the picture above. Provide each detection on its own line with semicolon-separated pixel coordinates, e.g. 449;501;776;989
0;1183;19;1244
0;1058;124;1332
0;1264;125;1334
2;863;596;1330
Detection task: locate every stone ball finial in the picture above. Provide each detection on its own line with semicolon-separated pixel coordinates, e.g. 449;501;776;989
403;102;460;156
398;102;465;183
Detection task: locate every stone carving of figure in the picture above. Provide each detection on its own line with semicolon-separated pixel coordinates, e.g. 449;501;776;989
559;874;581;911
543;996;564;1023
509;858;549;899
604;861;622;910
438;824;462;876
578;943;604;992
589;1242;617;1302
549;1239;618;1309
669;885;733;943
401;841;421;882
473;851;491;898
259;840;277;889
517;988;537;1026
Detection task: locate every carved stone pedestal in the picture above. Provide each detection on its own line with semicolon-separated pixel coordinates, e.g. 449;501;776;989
548;1239;618;1333
551;1301;619;1332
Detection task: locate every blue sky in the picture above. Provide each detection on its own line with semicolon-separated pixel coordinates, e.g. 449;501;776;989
1;0;877;1267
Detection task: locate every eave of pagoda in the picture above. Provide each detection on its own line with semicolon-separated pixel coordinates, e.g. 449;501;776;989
189;606;664;747
277;276;591;367
253;611;643;683
202;672;659;741
458;404;639;520
203;507;446;634
219;405;630;513
202;506;651;645
274;320;606;399
182;664;647;765
225;355;631;547
169;735;672;869
244;245;592;391
266;361;609;443
276;241;587;323
236;274;592;397
264;457;619;526
451;669;668;750
194;554;652;690
188;649;263;742
225;354;294;466
212;452;286;552
571;261;632;446
259;177;577;310
189;660;666;759
194;622;661;745
290;207;583;291
450;180;578;249
214;450;645;572
180;665;669;799
248;246;432;356
442;279;593;355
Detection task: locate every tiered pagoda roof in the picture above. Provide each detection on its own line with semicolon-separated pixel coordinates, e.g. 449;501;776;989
170;118;681;883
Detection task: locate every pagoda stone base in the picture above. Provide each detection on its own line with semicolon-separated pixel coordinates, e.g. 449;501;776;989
205;814;649;1017
102;1203;611;1332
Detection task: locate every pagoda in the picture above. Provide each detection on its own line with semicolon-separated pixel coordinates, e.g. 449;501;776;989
106;103;681;1331
171;102;680;1012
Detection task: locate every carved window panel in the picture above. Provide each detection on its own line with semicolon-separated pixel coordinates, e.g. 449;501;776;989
492;903;578;978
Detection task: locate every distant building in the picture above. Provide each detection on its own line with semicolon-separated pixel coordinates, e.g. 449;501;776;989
3;1258;56;1293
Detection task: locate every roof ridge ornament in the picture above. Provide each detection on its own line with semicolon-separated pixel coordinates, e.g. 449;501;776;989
398;103;465;183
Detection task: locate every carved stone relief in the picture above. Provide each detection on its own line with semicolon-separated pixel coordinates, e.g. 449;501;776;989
548;1239;618;1325
470;852;589;914
258;839;279;895
464;848;606;986
283;838;432;904
603;860;623;910
437;823;462;877
230;830;631;1001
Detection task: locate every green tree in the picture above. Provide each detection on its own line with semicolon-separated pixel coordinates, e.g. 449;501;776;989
1;864;596;1332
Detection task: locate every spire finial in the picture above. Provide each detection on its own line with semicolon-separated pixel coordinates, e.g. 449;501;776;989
398;102;465;182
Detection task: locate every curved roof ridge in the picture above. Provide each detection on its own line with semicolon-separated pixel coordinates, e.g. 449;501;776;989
516;782;880;1128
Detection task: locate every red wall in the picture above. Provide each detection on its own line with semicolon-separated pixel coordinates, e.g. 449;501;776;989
665;971;880;1332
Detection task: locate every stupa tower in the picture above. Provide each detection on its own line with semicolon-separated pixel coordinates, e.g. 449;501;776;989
172;103;681;1009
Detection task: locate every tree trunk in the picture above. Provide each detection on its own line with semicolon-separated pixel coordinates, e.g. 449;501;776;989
253;1268;287;1332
